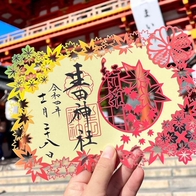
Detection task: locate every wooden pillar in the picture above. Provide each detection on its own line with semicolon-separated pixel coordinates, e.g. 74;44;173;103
183;0;195;29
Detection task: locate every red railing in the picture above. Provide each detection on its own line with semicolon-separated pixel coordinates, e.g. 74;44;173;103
0;0;130;47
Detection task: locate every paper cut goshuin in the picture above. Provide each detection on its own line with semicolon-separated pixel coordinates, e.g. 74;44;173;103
5;26;196;182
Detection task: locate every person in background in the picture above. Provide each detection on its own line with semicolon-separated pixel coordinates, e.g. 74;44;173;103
64;146;144;196
0;115;6;161
5;98;18;158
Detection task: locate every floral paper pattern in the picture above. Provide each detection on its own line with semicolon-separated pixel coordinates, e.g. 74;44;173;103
5;26;196;182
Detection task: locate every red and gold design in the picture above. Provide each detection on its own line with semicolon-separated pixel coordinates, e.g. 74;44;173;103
5;26;196;182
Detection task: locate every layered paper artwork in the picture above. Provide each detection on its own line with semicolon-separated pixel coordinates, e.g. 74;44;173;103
5;26;196;182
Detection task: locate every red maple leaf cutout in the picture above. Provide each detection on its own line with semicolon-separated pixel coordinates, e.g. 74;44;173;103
148;129;154;136
87;154;100;172
59;157;78;178
46;159;62;179
134;61;151;91
26;157;50;182
116;144;129;158
120;152;136;169
51;159;61;169
113;33;133;54
144;141;165;164
116;144;124;151
71;150;100;174
115;145;127;167
134;105;143;115
124;87;132;95
172;68;194;84
116;144;125;157
132;129;141;138
141;119;149;128
14;144;37;169
71;151;89;174
139;138;146;145
115;144;124;165
71;151;88;163
127;113;137;122
133;120;141;130
188;101;196;118
148;108;157;119
178;97;190;113
56;166;67;178
121;134;131;144
129;90;138;100
61;157;71;167
124;104;132;112
179;81;192;93
66;163;77;177
147;83;171;103
47;166;59;180
120;146;143;169
182;73;194;85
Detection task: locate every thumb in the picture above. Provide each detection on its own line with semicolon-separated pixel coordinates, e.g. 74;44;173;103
83;146;117;196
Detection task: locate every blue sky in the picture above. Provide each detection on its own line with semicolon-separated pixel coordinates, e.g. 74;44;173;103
0;21;19;36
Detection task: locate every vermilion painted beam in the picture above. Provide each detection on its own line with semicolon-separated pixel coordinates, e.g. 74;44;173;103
0;10;132;53
166;17;189;26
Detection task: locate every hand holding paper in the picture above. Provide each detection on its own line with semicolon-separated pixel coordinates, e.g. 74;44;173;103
64;146;144;196
5;26;195;182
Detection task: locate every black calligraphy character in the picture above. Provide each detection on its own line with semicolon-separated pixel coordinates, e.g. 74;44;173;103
49;83;62;92
64;63;89;92
46;151;54;158
39;123;60;149
38;93;47;104
107;68;123;109
44;131;50;137
49;83;62;100
52;106;61;117
146;23;154;30
72;89;88;100
39;141;48;149
43;107;48;117
51;92;61;99
74;130;85;151
53;101;61;105
83;130;97;147
39;138;60;148
44;123;49;130
144;9;150;17
70;101;91;124
109;85;123;109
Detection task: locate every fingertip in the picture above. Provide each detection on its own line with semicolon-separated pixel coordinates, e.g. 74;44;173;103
101;146;116;159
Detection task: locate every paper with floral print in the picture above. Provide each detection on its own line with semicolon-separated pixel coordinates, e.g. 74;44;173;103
5;26;196;182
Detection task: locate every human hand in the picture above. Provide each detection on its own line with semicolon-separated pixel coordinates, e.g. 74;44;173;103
64;146;144;196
